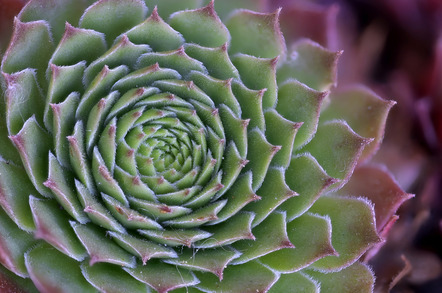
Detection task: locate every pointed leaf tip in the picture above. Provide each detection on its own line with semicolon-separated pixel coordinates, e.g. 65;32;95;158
227;8;286;61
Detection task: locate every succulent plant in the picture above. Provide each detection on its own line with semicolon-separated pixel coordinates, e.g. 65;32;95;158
0;0;411;292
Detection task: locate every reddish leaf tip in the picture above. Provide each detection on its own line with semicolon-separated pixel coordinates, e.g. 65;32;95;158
149;6;161;22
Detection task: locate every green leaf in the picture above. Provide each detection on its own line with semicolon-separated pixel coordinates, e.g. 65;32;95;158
83;35;150;85
320;86;396;162
138;228;211;248
275;80;327;149
125;260;199;293
0;158;37;231
1;19;54;90
45;152;89;223
232;81;265;131
232;54;277;109
227;9;286;60
164;247;240;280
231;211;293;264
82;262;149;293
138;47;205;78
194;212;255;249
268;272;319;293
75;180;126;233
49;23;107;66
145;0;203;19
280;154;337;221
169;1;230;48
9;117;52;198
3;69;45;135
126;6;184;51
29;196;87;261
0;208;36;277
76;64;128;122
185;43;240;80
265;109;302;167
92;147;129;205
51;92;80;167
79;0;148;46
109;231;177;264
163;200;226;228
25;243;96;293
102;193;162;230
71;222;136;267
129;197;191;221
19;0;96;43
68;121;96;195
195;260;278;293
299;120;372;189
244;128;280;191
277;39;342;91
306;262;375;293
308;195;381;272
245;167;297;226
210;172;260;225
85;91;119;154
260;213;336;273
189;71;241;117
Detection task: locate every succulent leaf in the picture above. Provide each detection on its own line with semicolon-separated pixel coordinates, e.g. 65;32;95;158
0;0;409;292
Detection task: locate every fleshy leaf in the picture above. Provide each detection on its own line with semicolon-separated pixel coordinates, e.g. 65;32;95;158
75;180;126;233
51;91;80;167
71;222;136;268
145;0;203;19
337;165;414;231
195;260;278;293
102;193;163;230
306;262;375;293
244;128;280;191
232;53;277;109
0;208;36;277
265;109;302;167
268;272;320;293
3;69;45;135
25;243;96;293
79;0;148;46
227;8;286;60
29;196;87;261
126;6;184;51
45;152;89;223
275;79;327;149
138;228;211;248
210;172;260;225
82;262;148;293
125;260;199;293
185;43;240;80
49;23;107;66
18;0;96;42
260;213;336;273
231;211;293;264
164;247;240;280
280;154;338;221
319;86;396;162
9;116;52;198
277;39;341;91
299;120;372;190
109;231;177;264
308;195;381;271
169;1;230;48
0;158;37;231
1;19;54;89
245;167;297;226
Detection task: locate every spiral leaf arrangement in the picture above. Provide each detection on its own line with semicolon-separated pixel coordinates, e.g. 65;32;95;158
0;0;407;292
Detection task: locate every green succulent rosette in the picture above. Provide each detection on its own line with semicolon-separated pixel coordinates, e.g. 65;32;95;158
0;0;405;292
